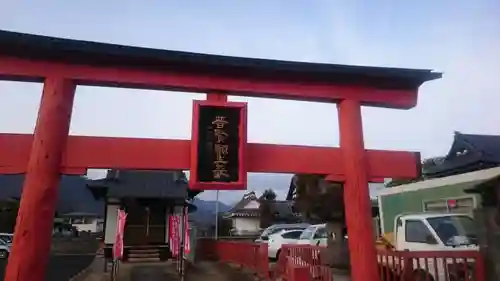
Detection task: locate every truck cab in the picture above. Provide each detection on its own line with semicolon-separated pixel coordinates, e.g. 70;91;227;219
393;212;478;251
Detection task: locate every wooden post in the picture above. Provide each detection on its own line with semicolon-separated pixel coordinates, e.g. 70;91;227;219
5;77;76;281
207;92;228;102
338;99;380;281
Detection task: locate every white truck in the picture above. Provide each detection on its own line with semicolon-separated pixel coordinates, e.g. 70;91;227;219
378;212;479;281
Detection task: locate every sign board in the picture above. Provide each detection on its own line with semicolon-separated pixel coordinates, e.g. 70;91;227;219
190;100;247;190
113;209;127;260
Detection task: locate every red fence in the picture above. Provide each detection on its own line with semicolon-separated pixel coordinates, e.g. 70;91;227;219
275;245;333;281
197;239;486;281
196;239;270;280
377;249;486;281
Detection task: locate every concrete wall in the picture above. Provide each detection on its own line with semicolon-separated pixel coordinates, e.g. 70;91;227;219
233;217;260;235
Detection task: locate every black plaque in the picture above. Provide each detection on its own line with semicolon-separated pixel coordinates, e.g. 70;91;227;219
196;106;240;183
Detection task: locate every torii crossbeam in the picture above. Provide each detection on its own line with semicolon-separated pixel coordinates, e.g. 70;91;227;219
0;30;440;281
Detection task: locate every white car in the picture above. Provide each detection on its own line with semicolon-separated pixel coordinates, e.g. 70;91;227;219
0;233;13;245
296;224;329;246
0;238;11;259
255;223;309;243
265;229;303;259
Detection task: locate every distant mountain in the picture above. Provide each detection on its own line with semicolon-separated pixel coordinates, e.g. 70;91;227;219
0;175;236;226
0;175;104;216
190;198;231;226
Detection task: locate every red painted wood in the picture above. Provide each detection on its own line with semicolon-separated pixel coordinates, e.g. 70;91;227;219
338;100;380;281
366;149;420;179
0;134;420;179
189;100;248;190
0;56;418;109
290;265;311;281
206;92;228;102
5;78;76;281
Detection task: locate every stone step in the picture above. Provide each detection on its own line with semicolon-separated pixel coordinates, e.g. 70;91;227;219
128;257;161;263
128;248;160;254
128;252;160;258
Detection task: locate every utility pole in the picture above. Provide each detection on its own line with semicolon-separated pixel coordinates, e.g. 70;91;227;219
179;202;186;281
215;190;219;240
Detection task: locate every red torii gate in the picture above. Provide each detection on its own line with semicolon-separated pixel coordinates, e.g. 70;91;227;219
0;30;440;281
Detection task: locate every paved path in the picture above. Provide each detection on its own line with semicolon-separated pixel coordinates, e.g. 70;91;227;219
0;254;95;281
114;261;256;281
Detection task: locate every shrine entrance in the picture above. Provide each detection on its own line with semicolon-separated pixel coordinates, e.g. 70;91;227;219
0;29;440;281
122;199;167;246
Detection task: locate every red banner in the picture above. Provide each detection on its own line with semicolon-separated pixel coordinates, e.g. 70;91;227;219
113;209;127;260
168;211;190;257
169;215;180;257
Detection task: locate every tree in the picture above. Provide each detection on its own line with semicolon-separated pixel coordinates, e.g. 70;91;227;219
292;174;348;268
293;175;344;222
0;198;20;233
261;189;277;201
259;189;277;229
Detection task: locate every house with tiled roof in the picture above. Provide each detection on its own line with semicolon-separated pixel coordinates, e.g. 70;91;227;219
224;191;301;236
378;132;500;234
423;132;500;178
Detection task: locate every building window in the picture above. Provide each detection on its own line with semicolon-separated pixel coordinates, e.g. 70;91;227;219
313;228;328;239
424;197;475;213
281;231;303;239
405;220;433;243
424;200;448;212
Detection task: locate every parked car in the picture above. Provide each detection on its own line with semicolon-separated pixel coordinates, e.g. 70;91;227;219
0;233;13;245
296;224;329;246
265;229;304;259
0;238;11;259
255;223;310;243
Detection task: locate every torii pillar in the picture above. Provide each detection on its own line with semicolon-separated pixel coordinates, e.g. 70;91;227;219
4;78;76;281
339;99;378;281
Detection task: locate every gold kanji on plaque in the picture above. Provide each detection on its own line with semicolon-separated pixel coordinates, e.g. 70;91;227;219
214;144;229;161
212;116;228;129
214;129;228;143
213;160;230;179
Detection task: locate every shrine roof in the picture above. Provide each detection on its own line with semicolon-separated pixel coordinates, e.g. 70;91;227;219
60;212;100;218
0;30;441;89
86;170;200;200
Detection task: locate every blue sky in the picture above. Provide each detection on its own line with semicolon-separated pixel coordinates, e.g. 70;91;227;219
1;1;499;204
